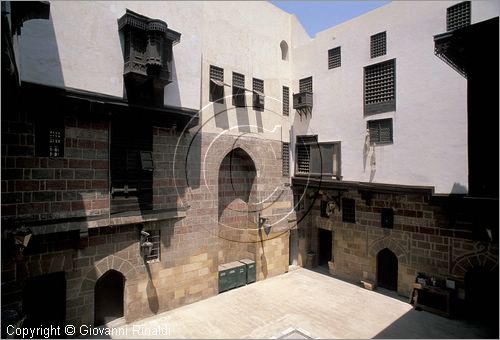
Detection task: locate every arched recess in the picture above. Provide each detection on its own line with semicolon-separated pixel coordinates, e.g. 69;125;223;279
368;237;408;265
377;248;398;290
218;147;258;264
280;40;289;61
94;269;124;326
451;252;498;278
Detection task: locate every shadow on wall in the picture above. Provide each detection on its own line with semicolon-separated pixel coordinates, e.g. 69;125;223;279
451;182;467;194
18;12;65;88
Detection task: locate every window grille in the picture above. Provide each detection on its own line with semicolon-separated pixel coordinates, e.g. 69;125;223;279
232;72;246;107
139;151;154;171
36;118;64;158
342;198;356;223
145;230;161;263
447;1;470;31
328;47;341;69
368;118;393;145
370;32;386;58
49;129;63;157
209;65;224;103
282;142;290;177
299;77;312;93
253;78;264;110
364;59;395;114
283;86;290;116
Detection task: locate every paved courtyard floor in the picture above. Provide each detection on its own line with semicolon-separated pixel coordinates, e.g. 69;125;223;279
95;268;491;339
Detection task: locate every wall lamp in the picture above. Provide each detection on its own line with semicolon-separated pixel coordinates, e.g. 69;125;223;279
258;214;272;235
140;230;153;257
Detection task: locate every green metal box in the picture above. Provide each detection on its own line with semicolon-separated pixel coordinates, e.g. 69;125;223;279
239;258;256;284
218;262;246;293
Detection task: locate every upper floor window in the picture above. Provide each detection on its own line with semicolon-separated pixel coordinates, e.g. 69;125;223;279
299;77;313;93
447;1;471;31
280;40;289;61
295;136;341;178
342;198;356;223
328;47;341;69
253;78;264;111
370;32;386;58
282;142;290;177
209;65;225;103
367;118;393;145
283;86;290;116
232;72;246;107
364;59;396;115
381;208;394;229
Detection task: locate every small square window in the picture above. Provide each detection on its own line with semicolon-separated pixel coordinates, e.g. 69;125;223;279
36;120;64;158
370;32;386;58
368;118;393;145
253;78;264;111
447;1;470;31
328;46;341;69
209;65;225;103
381;208;394;229
342;198;355;223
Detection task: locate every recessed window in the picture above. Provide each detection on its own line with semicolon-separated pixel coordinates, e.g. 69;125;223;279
35;119;64;158
280;40;289;61
328;47;341;69
282;142;290;177
139;151;154;171
295;136;341;178
342;198;356;223
381;208;394;229
368;118;393;145
299;77;313;93
447;1;470;31
283;86;290;116
144;230;161;263
294;191;305;212
232;72;246;107
320;201;329;218
253;78;264;111
209;65;224;103
364;59;396;115
370;32;386;58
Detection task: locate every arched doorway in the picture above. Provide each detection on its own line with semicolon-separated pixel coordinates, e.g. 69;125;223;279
465;266;499;337
94;270;124;326
377;248;398;290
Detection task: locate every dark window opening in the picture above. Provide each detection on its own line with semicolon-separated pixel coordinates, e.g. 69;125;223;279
253;78;264;111
35;119;64;157
368;118;393;145
282;142;290;177
283;86;290;116
328;46;341;69
232;72;246;107
447;1;471;32
294;192;305;212
320;200;329;218
210;65;225;103
280;40;289;61
381;208;394;228
295;136;341;178
370;32;387;58
110;115;153;213
342;198;356;223
364;59;396;115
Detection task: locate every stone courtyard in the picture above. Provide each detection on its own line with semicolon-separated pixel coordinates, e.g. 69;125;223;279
92;268;490;339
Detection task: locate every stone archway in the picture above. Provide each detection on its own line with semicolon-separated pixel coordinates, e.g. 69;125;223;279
94;269;124;326
368;237;408;265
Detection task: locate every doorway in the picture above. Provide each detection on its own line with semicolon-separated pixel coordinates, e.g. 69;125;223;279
289;228;298;266
23;272;66;331
377;248;398;290
318;228;332;266
94;270;124;326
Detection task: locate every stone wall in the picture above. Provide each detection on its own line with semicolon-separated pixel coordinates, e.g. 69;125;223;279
297;187;499;298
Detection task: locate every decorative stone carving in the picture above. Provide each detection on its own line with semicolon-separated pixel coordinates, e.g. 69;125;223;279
118;9;180;92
